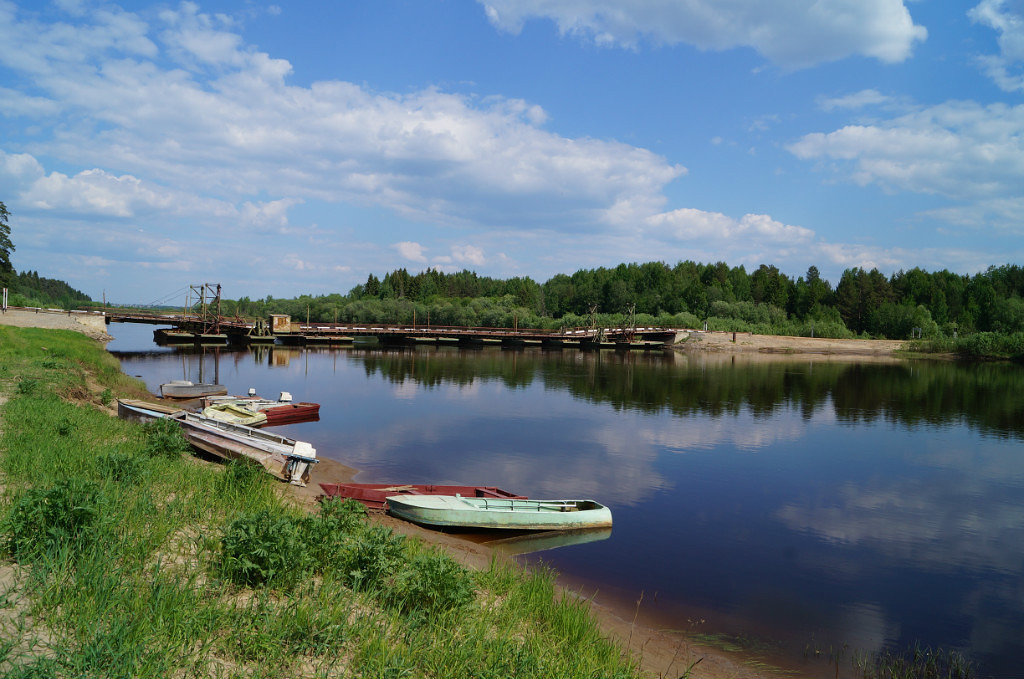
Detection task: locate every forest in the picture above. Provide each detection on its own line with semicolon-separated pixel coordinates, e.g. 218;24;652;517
218;261;1024;355
3;269;92;309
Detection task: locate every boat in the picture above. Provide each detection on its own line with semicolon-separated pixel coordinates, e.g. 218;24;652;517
318;482;526;510
117;398;183;423
203;391;320;426
160;380;228;399
385;495;613;531
116;400;318;486
201;402;267;427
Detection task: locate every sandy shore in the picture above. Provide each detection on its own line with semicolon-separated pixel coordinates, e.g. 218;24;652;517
2;311;889;677
681;330;905;359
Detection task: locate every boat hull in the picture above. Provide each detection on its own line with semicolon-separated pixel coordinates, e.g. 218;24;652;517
116;400;317;486
160;381;228;399
385;495;612;531
319;483;526;510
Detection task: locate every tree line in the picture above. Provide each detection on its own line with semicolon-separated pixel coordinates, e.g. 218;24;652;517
221;261;1024;344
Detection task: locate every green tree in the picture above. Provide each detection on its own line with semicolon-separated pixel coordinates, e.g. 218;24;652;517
0;201;13;286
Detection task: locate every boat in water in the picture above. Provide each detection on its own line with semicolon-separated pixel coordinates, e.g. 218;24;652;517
201;402;267;427
385;495;613;531
319;482;526;510
203;391;319;426
117;399;317;486
160;380;228;399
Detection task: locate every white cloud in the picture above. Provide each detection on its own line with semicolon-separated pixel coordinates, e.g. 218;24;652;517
0;2;682;236
818;89;892;111
452;244;486;266
394;241;428;263
645;208;815;244
970;0;1024;91
789;101;1024;231
479;0;926;68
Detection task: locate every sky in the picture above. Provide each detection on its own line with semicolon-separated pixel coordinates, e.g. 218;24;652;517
0;0;1022;305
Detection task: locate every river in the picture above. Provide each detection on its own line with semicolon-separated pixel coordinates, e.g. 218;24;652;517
107;322;1024;677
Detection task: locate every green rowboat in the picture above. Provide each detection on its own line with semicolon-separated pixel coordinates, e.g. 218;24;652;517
385;495;612;531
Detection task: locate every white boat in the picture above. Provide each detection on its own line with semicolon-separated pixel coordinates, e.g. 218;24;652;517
385;495;613;531
160;380;228;399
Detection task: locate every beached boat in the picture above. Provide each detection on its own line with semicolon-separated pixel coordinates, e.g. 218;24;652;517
117;398;183;423
385;495;613;531
117;400;317;486
172;411;317;486
319;482;526;510
201;402;267;427
160;380;228;399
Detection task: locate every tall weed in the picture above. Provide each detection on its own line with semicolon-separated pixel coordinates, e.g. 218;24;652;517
2;478;104;561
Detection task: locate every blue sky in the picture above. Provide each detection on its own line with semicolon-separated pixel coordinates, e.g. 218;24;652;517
1;0;1022;304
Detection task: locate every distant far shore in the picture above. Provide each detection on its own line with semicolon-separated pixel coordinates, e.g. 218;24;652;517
679;330;907;359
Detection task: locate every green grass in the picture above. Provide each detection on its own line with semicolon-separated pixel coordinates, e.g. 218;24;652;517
0;326;637;678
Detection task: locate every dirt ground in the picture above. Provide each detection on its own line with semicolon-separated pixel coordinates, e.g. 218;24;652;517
681;329;905;358
1;311;887;677
0;308;112;341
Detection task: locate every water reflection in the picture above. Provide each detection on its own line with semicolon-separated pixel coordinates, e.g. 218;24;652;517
107;324;1024;677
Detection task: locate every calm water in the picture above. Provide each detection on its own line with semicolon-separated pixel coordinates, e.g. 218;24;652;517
107;323;1024;677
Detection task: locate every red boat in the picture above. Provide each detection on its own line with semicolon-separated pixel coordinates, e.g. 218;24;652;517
201;394;320;426
319;483;527;510
260;402;320;426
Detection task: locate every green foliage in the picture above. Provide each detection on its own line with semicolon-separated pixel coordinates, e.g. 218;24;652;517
15;377;37;395
99;388;113;406
3;478;104;560
96;451;149;483
142;417;190;458
340;523;406;591
384;549;475;614
219;510;310;588
301;497;367;572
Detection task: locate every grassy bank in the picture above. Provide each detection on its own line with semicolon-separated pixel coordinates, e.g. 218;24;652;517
0;326;636;678
905;331;1024;361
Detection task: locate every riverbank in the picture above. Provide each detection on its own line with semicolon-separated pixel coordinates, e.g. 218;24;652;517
680;330;906;358
0;325;643;678
0;313;793;677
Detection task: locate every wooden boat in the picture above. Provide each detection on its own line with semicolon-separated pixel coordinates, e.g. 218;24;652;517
319;482;526;510
201;402;267;427
116;400;318;486
385;495;613;531
160;380;228;399
117;398;183;423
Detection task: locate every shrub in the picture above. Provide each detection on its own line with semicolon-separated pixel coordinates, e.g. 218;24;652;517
99;388;113;406
220;510;310;588
385;550;475;614
143;417;190;459
97;452;149;483
15;377;37;395
340;524;405;591
302;498;367;573
3;478;104;560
